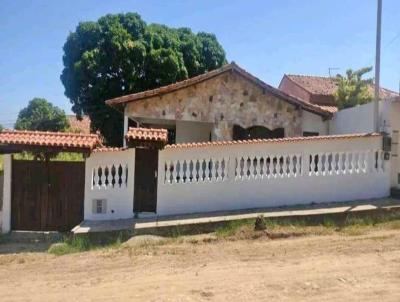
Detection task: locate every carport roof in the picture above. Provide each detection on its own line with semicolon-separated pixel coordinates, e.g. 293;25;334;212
0;130;102;154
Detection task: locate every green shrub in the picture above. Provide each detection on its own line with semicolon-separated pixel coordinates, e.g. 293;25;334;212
48;235;91;255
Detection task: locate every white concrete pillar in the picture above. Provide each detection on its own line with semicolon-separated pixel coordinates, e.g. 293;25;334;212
2;155;12;233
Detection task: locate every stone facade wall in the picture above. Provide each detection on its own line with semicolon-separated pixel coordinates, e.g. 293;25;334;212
126;72;303;141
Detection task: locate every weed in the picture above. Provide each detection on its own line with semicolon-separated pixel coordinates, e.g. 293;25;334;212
48;235;91;255
322;217;336;228
215;219;252;237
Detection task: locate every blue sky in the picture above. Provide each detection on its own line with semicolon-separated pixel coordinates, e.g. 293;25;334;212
0;0;399;128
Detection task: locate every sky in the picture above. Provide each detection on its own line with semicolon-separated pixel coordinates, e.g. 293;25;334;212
1;0;399;128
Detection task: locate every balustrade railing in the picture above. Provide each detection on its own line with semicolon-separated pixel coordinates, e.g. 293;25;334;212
162;149;385;185
164;158;229;184
91;163;129;189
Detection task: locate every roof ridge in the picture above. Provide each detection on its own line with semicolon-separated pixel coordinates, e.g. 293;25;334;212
286;74;335;79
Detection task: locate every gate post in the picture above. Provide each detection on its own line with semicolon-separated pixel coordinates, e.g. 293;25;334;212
2;154;12;233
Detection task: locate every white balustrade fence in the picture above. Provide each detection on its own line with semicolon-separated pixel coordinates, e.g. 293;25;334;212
157;135;390;216
84;149;135;220
164;158;229;184
92;163;129;189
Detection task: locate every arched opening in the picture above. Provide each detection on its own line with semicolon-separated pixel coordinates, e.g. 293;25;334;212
233;125;284;140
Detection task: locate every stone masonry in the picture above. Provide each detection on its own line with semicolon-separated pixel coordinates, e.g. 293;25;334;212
126;71;303;141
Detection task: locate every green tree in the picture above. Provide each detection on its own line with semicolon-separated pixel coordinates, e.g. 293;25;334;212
334;67;373;109
61;13;227;146
15;98;69;132
0;124;3;132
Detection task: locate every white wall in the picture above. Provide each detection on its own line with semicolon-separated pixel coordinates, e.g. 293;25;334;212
156;135;390;216
382;100;400;188
330;99;400;188
84;149;135;220
329;102;375;135
1;155;11;233
176;121;212;143
302;111;329;135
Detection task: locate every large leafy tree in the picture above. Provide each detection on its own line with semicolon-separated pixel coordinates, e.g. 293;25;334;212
0;124;3;132
61;13;227;146
334;67;373;109
15;98;69;132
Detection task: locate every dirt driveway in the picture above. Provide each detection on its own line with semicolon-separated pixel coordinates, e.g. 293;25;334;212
0;230;399;301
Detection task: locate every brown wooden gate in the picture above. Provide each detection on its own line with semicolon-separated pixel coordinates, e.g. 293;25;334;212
11;160;85;231
134;149;158;213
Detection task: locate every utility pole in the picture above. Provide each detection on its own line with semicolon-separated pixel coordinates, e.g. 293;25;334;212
374;0;382;133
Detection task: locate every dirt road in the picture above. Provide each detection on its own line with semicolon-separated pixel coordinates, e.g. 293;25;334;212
0;230;399;301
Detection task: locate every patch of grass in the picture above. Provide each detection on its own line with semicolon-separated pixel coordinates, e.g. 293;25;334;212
213;209;400;240
322;216;336;228
215;219;253;237
47;209;400;255
0;155;3;172
384;220;400;229
48;236;91;256
48;232;126;256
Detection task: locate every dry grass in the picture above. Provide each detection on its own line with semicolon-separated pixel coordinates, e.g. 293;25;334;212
44;209;400;256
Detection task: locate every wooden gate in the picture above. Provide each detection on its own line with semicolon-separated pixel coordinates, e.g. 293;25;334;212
134;149;158;213
11;160;85;231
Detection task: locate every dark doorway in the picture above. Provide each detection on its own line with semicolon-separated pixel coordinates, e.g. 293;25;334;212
233;125;285;140
303;131;319;137
134;148;159;213
11;159;85;231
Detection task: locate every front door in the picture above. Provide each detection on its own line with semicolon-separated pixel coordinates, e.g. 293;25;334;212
134;148;159;213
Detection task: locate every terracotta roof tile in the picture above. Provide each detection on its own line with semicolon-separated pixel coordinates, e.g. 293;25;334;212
314;105;338;114
106;62;333;117
0;130;101;151
165;133;380;149
92;147;128;153
286;74;398;99
125;127;168;142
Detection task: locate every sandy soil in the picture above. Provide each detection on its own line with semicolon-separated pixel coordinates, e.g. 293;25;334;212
0;230;399;302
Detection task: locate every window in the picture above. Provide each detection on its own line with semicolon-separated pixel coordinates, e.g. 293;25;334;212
303;131;319;137
92;199;107;214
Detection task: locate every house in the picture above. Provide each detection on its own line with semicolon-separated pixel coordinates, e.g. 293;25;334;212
80;62;389;220
0;63;395;232
106;63;333;145
279;74;398;110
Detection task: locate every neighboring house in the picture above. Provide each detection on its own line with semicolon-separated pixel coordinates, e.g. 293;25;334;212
279;74;398;112
106;63;333;145
67;115;91;134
